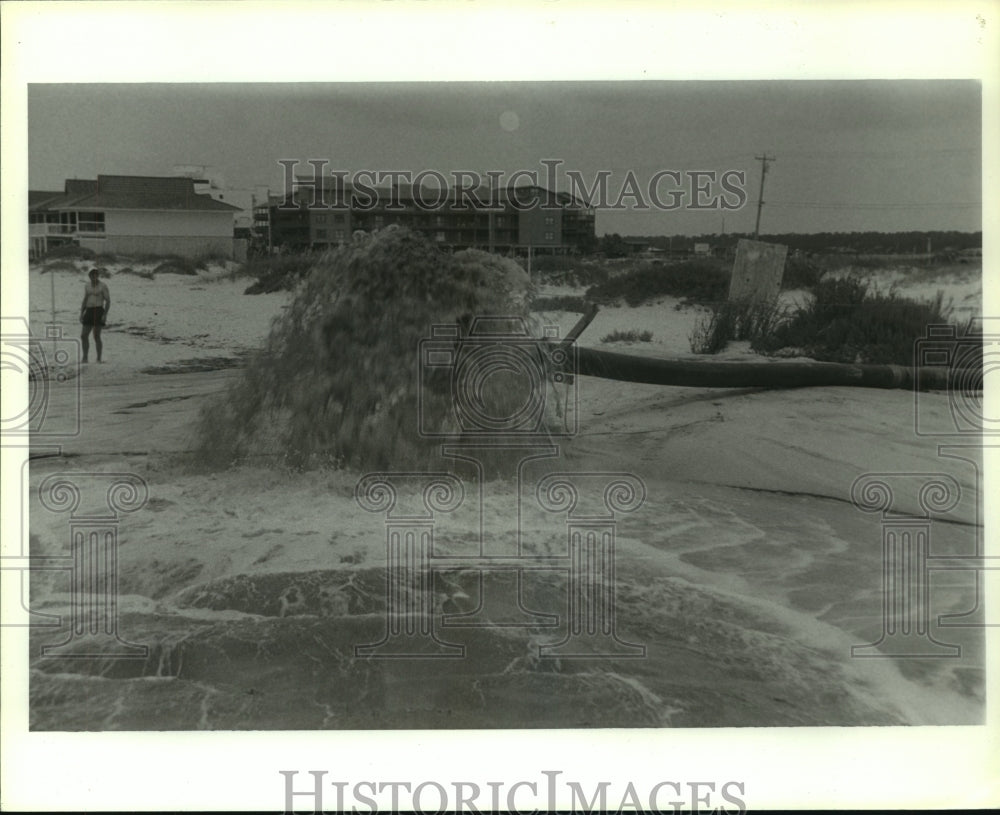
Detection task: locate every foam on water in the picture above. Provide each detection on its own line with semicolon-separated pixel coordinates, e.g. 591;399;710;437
616;490;984;726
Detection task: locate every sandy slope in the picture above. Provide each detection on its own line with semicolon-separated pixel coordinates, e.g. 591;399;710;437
22;257;986;729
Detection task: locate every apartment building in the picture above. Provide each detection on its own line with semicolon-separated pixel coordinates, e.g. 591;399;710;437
261;177;596;255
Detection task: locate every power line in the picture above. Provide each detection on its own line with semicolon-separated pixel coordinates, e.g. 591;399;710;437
767;201;981;210
775;147;979;159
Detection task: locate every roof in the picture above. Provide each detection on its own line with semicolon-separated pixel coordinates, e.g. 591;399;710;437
33;175;241;212
28;190;64;210
288;177;588;209
503;184;589;208
66;179;98;197
30;179;101;212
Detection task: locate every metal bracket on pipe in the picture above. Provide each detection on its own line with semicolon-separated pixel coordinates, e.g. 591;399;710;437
549;302;598;386
559;301;599;348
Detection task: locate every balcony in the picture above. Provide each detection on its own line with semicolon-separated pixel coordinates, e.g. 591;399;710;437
29;223;77;237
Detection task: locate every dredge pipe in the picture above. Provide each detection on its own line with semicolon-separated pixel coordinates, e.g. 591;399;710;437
572;346;976;391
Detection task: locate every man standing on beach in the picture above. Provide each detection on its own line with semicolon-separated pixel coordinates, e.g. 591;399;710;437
79;268;111;363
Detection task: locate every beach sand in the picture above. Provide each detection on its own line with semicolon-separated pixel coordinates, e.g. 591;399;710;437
21;255;986;729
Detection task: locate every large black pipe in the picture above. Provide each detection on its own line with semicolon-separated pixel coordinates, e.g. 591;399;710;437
551;305;979;391
572;345;976;391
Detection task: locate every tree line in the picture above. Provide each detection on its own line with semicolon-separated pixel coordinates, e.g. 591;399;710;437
604;230;982;257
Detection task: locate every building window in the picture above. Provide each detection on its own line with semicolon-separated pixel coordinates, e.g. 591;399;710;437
544;231;555;241
332;213;345;223
435;231;446;242
315;214;326;223
316;228;327;239
77;212;105;233
544;216;554;226
334;230;346;241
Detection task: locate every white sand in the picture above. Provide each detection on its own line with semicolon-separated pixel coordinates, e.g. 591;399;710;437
20;254;988;729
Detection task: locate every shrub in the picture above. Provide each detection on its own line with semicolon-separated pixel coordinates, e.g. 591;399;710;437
117;266;155;280
193;228;544;472
193;251;229;270
153;257;199;276
810;274;870;315
690;299;786;354
530;295;589;313
531;255;576;273
847;255;903;271
242;254;319;293
43;244;95;260
39;260;79;275
532;257;611;288
602;329;653;343
586;259;730;307
131;253;173;264
782;254;824;291
753;274;954;364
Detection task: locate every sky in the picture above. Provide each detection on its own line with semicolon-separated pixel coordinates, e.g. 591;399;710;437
28;80;982;237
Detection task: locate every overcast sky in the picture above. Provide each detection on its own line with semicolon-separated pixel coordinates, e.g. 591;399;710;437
28;80;981;237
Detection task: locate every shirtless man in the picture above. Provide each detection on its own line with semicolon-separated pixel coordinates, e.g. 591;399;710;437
79;268;111;363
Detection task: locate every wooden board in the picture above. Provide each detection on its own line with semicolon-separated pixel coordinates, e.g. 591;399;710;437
728;238;788;302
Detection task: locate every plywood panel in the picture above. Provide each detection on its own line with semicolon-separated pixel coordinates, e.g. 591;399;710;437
728;238;787;302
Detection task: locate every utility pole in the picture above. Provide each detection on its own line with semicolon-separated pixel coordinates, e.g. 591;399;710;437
487;172;494;253
753;153;775;239
50;266;57;357
267;198;273;255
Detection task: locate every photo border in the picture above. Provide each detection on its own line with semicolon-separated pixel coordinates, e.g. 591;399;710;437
2;2;997;811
